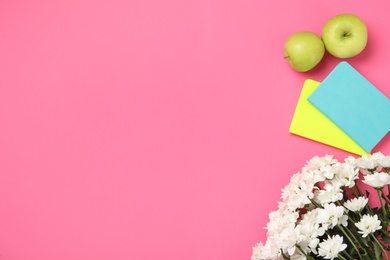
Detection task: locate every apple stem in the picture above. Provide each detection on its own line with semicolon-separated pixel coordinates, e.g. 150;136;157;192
284;55;290;59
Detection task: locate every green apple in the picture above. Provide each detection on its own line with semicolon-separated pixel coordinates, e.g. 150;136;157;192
322;13;368;58
284;32;325;72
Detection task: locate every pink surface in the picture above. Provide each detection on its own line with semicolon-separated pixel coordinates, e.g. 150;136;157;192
1;1;390;259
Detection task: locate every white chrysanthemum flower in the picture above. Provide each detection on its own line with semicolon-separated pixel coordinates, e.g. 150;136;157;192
251;153;390;260
316;203;348;229
251;242;267;260
289;237;311;260
252;219;290;260
332;162;359;188
377;153;390;168
280;171;317;211
300;207;320;223
256;209;301;259
344;155;358;166
258;207;308;259
303;154;337;172
299;210;325;235
251;241;282;260
355;214;382;237
312;165;335;182
314;182;343;206
289;252;307;260
362;172;390;189
318;235;347;260
265;209;299;242
297;216;324;254
278;225;307;257
343;196;368;212
356;153;383;174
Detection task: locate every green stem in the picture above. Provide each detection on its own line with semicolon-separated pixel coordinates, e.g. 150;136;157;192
308;197;322;208
337;253;349;260
355;182;374;215
280;249;290;260
371;233;389;260
382;192;390;204
341;249;356;260
351;187;361;198
377;189;389;235
377;189;386;216
337;224;363;260
386;183;390;203
355;182;364;196
296;244;314;260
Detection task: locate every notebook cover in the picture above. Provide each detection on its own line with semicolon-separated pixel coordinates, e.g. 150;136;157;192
307;61;390;152
289;79;369;155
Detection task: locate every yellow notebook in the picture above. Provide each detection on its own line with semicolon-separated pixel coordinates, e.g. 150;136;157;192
289;79;369;156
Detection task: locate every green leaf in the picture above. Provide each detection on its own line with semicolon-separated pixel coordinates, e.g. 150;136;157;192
358;235;370;248
374;241;383;260
382;235;390;244
363;248;376;260
361;251;373;260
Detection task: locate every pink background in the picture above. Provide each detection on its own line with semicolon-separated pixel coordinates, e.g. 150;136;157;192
1;0;390;259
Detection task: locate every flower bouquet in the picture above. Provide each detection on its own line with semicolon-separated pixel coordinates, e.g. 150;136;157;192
251;152;390;260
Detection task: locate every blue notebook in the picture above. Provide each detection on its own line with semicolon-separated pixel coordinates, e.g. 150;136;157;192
308;61;390;152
